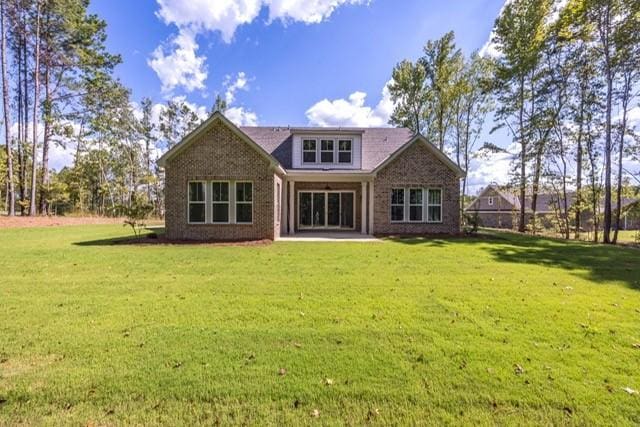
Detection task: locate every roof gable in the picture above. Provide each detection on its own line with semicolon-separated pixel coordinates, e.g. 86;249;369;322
371;134;465;177
157;112;284;174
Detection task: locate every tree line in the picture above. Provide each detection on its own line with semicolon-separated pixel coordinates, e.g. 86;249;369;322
388;0;639;244
0;0;215;218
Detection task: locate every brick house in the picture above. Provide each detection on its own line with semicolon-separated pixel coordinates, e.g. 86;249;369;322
465;184;640;231
158;112;464;241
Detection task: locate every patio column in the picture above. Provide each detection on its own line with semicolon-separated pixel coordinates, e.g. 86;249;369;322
368;180;374;235
361;182;367;234
289;180;295;235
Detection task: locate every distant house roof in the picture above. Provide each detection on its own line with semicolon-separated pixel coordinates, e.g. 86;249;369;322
240;126;416;170
466;184;639;214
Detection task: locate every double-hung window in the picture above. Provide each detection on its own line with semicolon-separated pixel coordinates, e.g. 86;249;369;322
488;196;494;206
409;188;423;222
338;140;352;164
236;182;253;224
302;139;317;163
320;140;334;163
188;182;206;223
427;189;442;222
211;182;230;223
391;188;405;222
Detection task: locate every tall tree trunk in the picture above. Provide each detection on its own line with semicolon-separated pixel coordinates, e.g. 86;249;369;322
518;75;526;232
29;0;41;216
574;88;585;239
20;15;29;214
39;63;50;214
612;72;631;244
1;0;14;216
601;4;613;244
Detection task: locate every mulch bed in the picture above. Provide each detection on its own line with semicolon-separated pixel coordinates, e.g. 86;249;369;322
116;234;272;247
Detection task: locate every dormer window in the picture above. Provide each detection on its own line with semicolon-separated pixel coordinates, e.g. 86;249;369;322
298;135;355;166
320;140;334;163
338;140;352;163
303;139;317;163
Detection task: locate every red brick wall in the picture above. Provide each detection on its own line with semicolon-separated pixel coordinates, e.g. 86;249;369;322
373;142;461;235
164;121;277;241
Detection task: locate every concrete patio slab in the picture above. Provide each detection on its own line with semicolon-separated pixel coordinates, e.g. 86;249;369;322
276;232;382;242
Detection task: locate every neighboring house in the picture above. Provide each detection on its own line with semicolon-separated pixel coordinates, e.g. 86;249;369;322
464;185;519;229
157;112;464;241
465;184;640;231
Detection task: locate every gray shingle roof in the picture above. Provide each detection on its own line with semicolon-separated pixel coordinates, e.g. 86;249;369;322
239;126;415;170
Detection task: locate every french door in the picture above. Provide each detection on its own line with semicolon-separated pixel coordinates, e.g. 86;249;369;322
298;191;355;229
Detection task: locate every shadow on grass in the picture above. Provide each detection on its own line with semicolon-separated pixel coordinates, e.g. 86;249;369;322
390;231;640;290
73;234;154;246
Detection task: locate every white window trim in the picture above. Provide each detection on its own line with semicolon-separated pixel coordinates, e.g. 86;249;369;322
211;181;230;224
301;137;354;166
187;181;207;224
390;188;405;223
320;139;335;164
302;139;317;164
297;190;356;230
488;196;494;206
337;139;353;165
408;188;424;223
235;181;254;225
426;188;443;223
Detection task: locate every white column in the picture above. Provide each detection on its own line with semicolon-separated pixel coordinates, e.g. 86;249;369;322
288;180;295;234
282;180;288;235
361;182;367;234
368;180;375;235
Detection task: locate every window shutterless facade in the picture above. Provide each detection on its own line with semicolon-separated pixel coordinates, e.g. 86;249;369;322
391;188;405;222
187;180;253;225
235;182;253;224
390;187;443;223
300;137;353;165
427;189;442;222
188;181;206;223
320;139;334;163
302;139;317;163
338;140;352;163
409;188;423;222
211;181;230;223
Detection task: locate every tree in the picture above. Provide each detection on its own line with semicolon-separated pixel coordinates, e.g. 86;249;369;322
451;53;494;208
420;31;464;151
388;60;428;133
158;98;201;150
491;0;552;232
1;0;14;215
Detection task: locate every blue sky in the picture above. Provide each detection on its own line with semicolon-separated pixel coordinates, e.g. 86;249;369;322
81;0;513;191
89;0;503;123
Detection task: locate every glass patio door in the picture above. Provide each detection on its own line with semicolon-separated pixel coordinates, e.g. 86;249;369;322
298;191;355;229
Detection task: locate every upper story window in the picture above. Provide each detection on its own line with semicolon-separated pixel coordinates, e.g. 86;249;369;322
300;137;353;166
303;139;316;163
338;140;352;164
320;140;334;163
488;196;494;206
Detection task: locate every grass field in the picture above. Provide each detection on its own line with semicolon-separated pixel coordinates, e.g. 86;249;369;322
0;225;639;425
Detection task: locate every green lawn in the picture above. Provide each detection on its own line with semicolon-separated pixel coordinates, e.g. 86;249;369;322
1;225;639;425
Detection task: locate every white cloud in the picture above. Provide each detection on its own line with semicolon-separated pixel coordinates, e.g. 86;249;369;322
305;81;393;127
466;143;518;194
266;0;368;24
225;106;258;126
224;71;250;104
151;0;368;91
148;29;207;93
